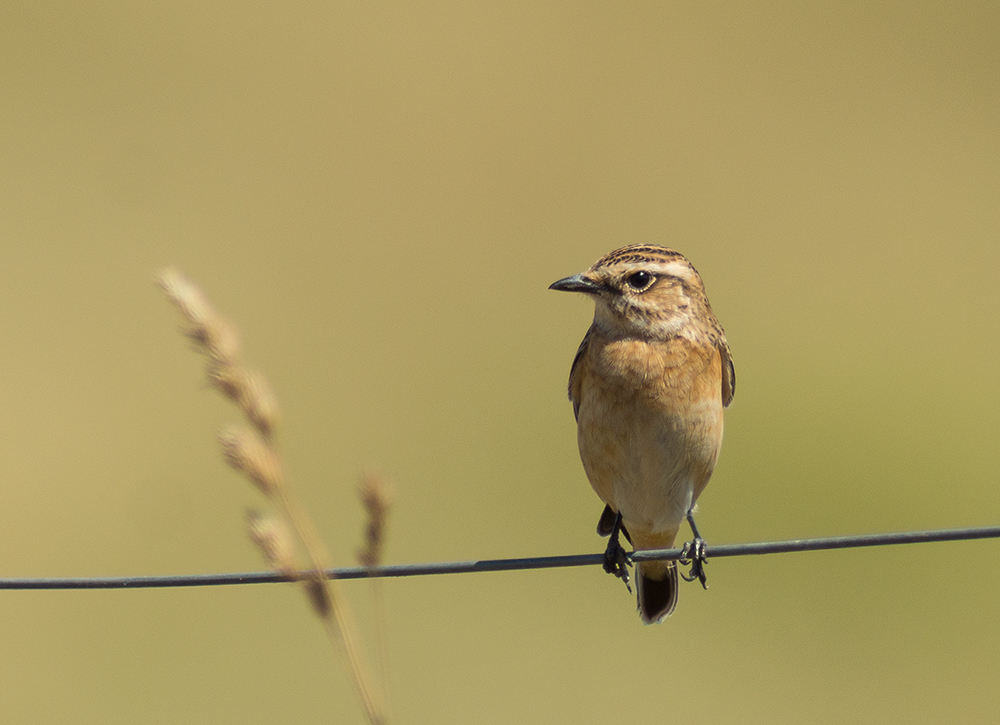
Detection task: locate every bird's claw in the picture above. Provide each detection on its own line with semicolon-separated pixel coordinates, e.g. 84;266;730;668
679;537;708;589
603;539;632;592
602;511;633;592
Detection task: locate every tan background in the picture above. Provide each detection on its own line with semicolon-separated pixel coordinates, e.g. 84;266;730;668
2;1;999;722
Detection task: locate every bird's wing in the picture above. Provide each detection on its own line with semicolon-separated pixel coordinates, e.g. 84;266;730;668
568;326;594;422
719;338;735;407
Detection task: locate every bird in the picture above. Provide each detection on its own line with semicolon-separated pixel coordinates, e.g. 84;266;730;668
550;244;734;624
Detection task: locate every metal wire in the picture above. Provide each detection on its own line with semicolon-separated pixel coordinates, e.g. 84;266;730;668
2;524;998;590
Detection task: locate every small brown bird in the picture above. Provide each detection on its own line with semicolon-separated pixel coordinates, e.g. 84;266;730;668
550;245;734;623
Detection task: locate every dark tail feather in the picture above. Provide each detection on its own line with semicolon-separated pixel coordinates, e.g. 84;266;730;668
636;561;678;624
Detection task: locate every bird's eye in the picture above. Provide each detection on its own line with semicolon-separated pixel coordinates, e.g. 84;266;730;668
626;271;654;290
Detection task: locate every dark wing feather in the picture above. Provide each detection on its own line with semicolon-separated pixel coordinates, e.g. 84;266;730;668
567;326;594;421
719;339;735;407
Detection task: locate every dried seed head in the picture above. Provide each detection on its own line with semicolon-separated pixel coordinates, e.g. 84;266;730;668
357;473;393;568
157;267;241;365
217;425;282;496
208;363;280;437
236;369;279;437
157;267;213;327
246;509;297;579
192;317;241;367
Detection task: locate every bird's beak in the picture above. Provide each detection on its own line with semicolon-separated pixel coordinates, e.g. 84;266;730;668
549;273;602;294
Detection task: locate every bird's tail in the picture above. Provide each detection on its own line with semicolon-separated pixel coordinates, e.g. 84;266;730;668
636;559;678;624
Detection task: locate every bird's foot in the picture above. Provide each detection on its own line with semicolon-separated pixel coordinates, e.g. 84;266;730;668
603;541;632;592
602;511;632;592
603;538;632;591
679;537;708;589
680;510;709;589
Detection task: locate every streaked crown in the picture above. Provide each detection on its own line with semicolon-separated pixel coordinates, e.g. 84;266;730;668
550;244;719;339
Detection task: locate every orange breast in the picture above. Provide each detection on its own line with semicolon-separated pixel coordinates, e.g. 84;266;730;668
572;333;725;540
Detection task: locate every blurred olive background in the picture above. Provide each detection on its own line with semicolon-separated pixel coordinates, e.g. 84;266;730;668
1;1;999;723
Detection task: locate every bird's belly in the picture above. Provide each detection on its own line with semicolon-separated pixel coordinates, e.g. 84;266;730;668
577;389;723;540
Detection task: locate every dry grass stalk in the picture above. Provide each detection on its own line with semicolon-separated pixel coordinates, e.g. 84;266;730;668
157;267;385;725
356;473;394;715
246;509;297;580
357;473;393;569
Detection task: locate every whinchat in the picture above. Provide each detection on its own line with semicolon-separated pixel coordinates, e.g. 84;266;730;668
550;245;735;624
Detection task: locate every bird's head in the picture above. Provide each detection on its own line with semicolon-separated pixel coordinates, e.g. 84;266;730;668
549;245;710;339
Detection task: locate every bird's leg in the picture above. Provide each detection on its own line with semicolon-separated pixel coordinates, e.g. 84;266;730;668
679;510;708;589
602;510;632;592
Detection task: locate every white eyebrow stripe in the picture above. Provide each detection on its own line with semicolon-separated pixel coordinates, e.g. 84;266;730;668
656;260;693;279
